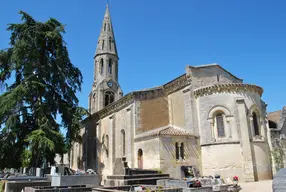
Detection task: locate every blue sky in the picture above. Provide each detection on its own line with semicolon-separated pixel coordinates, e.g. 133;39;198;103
0;0;285;112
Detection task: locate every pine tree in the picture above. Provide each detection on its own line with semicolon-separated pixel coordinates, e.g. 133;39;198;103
0;11;88;168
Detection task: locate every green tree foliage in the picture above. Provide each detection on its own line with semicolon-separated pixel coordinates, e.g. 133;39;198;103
21;149;32;167
0;11;88;168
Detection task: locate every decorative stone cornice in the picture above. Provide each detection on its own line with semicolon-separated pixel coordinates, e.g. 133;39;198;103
163;74;192;95
97;93;134;118
84;74;192;122
201;141;240;146
193;83;263;99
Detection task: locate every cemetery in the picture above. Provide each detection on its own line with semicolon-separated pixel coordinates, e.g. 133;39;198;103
0;1;285;192
1;156;286;192
0;158;245;192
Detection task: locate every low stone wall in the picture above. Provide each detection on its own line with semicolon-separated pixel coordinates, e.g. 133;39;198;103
183;187;212;192
92;185;182;192
24;185;92;192
48;175;101;187
156;179;235;192
4;180;50;192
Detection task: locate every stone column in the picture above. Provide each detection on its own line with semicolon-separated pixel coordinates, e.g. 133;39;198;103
126;106;134;168
183;88;193;133
109;114;116;174
236;98;255;182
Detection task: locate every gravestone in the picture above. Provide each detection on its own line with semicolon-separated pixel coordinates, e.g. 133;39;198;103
23;167;27;175
50;166;56;175
10;168;15;174
36;168;41;177
273;168;286;192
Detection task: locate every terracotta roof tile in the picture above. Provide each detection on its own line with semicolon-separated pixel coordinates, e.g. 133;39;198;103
268;110;282;123
153;126;195;137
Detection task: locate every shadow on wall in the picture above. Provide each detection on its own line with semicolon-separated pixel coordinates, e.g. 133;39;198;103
162;139;200;160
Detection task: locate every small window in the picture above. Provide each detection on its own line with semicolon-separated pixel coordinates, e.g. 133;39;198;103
253;112;259;135
100;59;104;74
105;91;115;106
109;37;112;50
104;23;106;31
180;143;185;160
108;59;112;74
102;40;105;50
175;142;179;160
108;23;111;31
216;113;225;137
217;74;220;82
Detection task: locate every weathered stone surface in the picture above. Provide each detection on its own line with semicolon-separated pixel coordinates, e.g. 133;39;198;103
273;168;286;192
112;158;125;175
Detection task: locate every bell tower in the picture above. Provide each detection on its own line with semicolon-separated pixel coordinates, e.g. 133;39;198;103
89;4;123;114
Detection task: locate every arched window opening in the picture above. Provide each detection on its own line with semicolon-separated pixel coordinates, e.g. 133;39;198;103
121;129;125;156
180;143;185;159
102;40;105;50
253;112;259;135
138;149;143;169
100;59;104;74
108;59;112;74
217;74;220;82
104;23;106;31
175;142;179;160
108;23;111;31
105;134;109;158
109;37;112;50
216;113;225;137
180;143;185;160
104;91;115;106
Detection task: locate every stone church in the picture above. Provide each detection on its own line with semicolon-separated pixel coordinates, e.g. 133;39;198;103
70;4;274;183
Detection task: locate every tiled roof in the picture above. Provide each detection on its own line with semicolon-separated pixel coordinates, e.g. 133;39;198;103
158;127;194;137
268;110;282;123
134;126;196;142
148;126;195;137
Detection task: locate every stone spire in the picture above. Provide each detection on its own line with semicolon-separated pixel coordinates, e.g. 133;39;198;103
95;3;118;58
89;3;122;114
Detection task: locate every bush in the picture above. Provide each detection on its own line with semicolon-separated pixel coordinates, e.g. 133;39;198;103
0;181;5;192
152;168;163;174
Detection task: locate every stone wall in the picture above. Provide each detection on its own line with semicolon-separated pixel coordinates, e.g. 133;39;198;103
201;144;244;180
70;128;85;171
98;103;134;180
134;137;161;170
251;141;272;180
4;180;50;192
195;86;271;181
159;137;200;179
50;175;100;187
168;90;185;129
136;96;169;134
186;64;242;90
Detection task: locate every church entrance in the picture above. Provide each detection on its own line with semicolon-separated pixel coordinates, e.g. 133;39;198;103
137;149;143;169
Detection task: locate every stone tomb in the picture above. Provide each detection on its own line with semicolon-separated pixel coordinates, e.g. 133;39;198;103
157;179;241;192
104;157;170;186
93;185;182;192
24;185;92;192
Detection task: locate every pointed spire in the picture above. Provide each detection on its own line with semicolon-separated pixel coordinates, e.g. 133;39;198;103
95;3;118;58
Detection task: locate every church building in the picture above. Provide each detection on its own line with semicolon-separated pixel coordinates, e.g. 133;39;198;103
70;4;274;183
